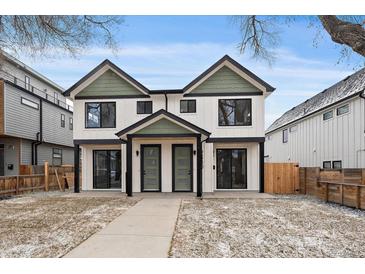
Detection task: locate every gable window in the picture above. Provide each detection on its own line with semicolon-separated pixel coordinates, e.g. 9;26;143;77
282;129;288;143
332;161;342;169
180;100;196;113
137;101;152;114
52;148;62;166
336;104;349;116
323;110;333;120
61;114;65;128
218;99;251;126
323;161;331;169
69;117;73;130
85;102;116;128
21;97;39;110
25;75;31;91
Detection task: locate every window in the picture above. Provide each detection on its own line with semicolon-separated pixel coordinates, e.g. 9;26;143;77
323;161;331;169
323;110;333;120
21;97;39;110
25;75;31;90
218;99;251;126
52;148;62;166
282;129;288;143
289;125;297;132
54;92;59;104
336;105;349;116
61;114;65;127
180;100;196;113
85;102;116;128
332;161;342;169
69;117;73;130
137;101;152;114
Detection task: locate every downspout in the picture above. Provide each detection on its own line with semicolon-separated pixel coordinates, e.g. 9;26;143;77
164;91;168;111
32;100;43;165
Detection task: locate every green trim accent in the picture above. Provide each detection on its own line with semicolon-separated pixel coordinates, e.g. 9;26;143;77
190;66;261;95
77;69;145;98
134;118;193;135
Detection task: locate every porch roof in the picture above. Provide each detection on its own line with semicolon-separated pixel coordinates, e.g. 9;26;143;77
115;109;211;140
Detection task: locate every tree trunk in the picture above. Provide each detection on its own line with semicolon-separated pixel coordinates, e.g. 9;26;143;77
319;15;365;57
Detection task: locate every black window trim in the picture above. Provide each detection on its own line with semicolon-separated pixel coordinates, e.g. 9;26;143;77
137;100;153;114
52;148;63;166
61;114;65;128
332;160;342;169
336;104;349;116
21;97;39;110
180;99;196;113
69;117;73;130
218;98;252;127
282;128;288;143
323;110;333;121
323;161;331;169
85;102;116;129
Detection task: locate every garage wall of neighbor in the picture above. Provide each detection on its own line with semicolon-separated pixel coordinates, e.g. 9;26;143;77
0;137;20;176
37;143;74;165
20;139;33;165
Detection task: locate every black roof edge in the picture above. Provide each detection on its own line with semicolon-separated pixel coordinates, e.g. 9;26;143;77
63;59;150;97
115;109;211;137
182;54;275;93
149;89;184;94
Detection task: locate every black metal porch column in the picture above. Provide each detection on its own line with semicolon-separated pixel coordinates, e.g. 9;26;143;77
126;135;133;197
259;141;265;193
196;134;202;197
74;144;80;193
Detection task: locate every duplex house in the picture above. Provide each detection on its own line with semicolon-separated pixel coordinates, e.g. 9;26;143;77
65;55;275;196
265;67;365;168
0;52;74;176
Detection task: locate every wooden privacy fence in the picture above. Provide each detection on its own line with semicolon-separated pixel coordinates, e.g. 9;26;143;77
264;163;300;194
300;167;365;209
0;162;74;196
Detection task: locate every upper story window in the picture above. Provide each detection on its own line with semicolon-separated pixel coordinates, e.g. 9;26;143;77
218;99;252;126
69;117;73;130
323;110;333;120
137;101;152;114
61;114;65;128
85;102;116;128
323;161;331;169
25;75;31;91
336;104;349;116
332;160;342;169
282;129;288;143
180;100;196;113
54;92;59;104
21;97;39;110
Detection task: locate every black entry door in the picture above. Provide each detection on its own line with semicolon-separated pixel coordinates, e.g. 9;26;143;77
217;149;247;189
141;145;161;192
93;150;121;189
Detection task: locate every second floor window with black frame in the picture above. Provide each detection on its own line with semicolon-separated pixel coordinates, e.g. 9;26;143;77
137;101;152;114
218;99;252;126
61;114;65;128
85;102;116;128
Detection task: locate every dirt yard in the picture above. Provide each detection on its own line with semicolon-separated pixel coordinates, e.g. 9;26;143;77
170;196;365;258
0;192;139;257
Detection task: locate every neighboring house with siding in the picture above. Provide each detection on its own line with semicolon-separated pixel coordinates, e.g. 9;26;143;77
64;55;275;196
0;52;74;176
265;68;365;168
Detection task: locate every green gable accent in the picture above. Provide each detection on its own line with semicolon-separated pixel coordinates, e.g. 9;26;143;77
190;66;261;94
76;69;145;97
134;118;194;134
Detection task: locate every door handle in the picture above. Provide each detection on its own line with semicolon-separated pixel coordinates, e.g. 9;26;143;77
188;171;192;175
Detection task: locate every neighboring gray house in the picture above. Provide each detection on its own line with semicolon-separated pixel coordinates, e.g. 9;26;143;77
265;67;365;168
0;52;74;176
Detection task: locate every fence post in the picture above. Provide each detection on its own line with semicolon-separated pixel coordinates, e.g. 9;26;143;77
16;176;19;195
44;161;49;192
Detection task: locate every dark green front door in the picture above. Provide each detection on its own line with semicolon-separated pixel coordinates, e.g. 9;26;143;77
141;145;161;192
172;144;193;192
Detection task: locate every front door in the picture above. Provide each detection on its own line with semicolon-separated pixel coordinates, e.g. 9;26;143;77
93;150;121;189
141;145;161;192
216;148;247;189
172;144;193;192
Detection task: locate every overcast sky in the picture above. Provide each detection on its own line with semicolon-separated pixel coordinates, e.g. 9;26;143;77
17;16;364;128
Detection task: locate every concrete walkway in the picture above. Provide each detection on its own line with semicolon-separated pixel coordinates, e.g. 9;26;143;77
64;198;181;258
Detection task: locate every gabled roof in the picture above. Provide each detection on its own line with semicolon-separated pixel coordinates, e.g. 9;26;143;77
115;109;211;139
63;59;150;97
266;67;365;134
64;55;274;97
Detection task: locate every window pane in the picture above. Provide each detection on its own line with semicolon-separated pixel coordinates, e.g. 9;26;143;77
219;99;235;125
333;161;342;169
323;161;331;169
137;102;144;114
145;101;152;114
337;105;349;116
323;111;333;120
86;103;101;128
188;100;196;112
180;100;188;113
283;129;288;143
101;103;116;127
235;99;251;126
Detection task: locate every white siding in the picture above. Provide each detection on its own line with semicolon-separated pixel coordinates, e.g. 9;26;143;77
265;97;365;168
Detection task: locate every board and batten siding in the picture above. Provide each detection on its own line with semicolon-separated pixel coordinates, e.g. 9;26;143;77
265;96;365;168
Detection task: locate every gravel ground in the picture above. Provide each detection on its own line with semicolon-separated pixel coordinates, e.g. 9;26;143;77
0;192;139;257
170;195;365;258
